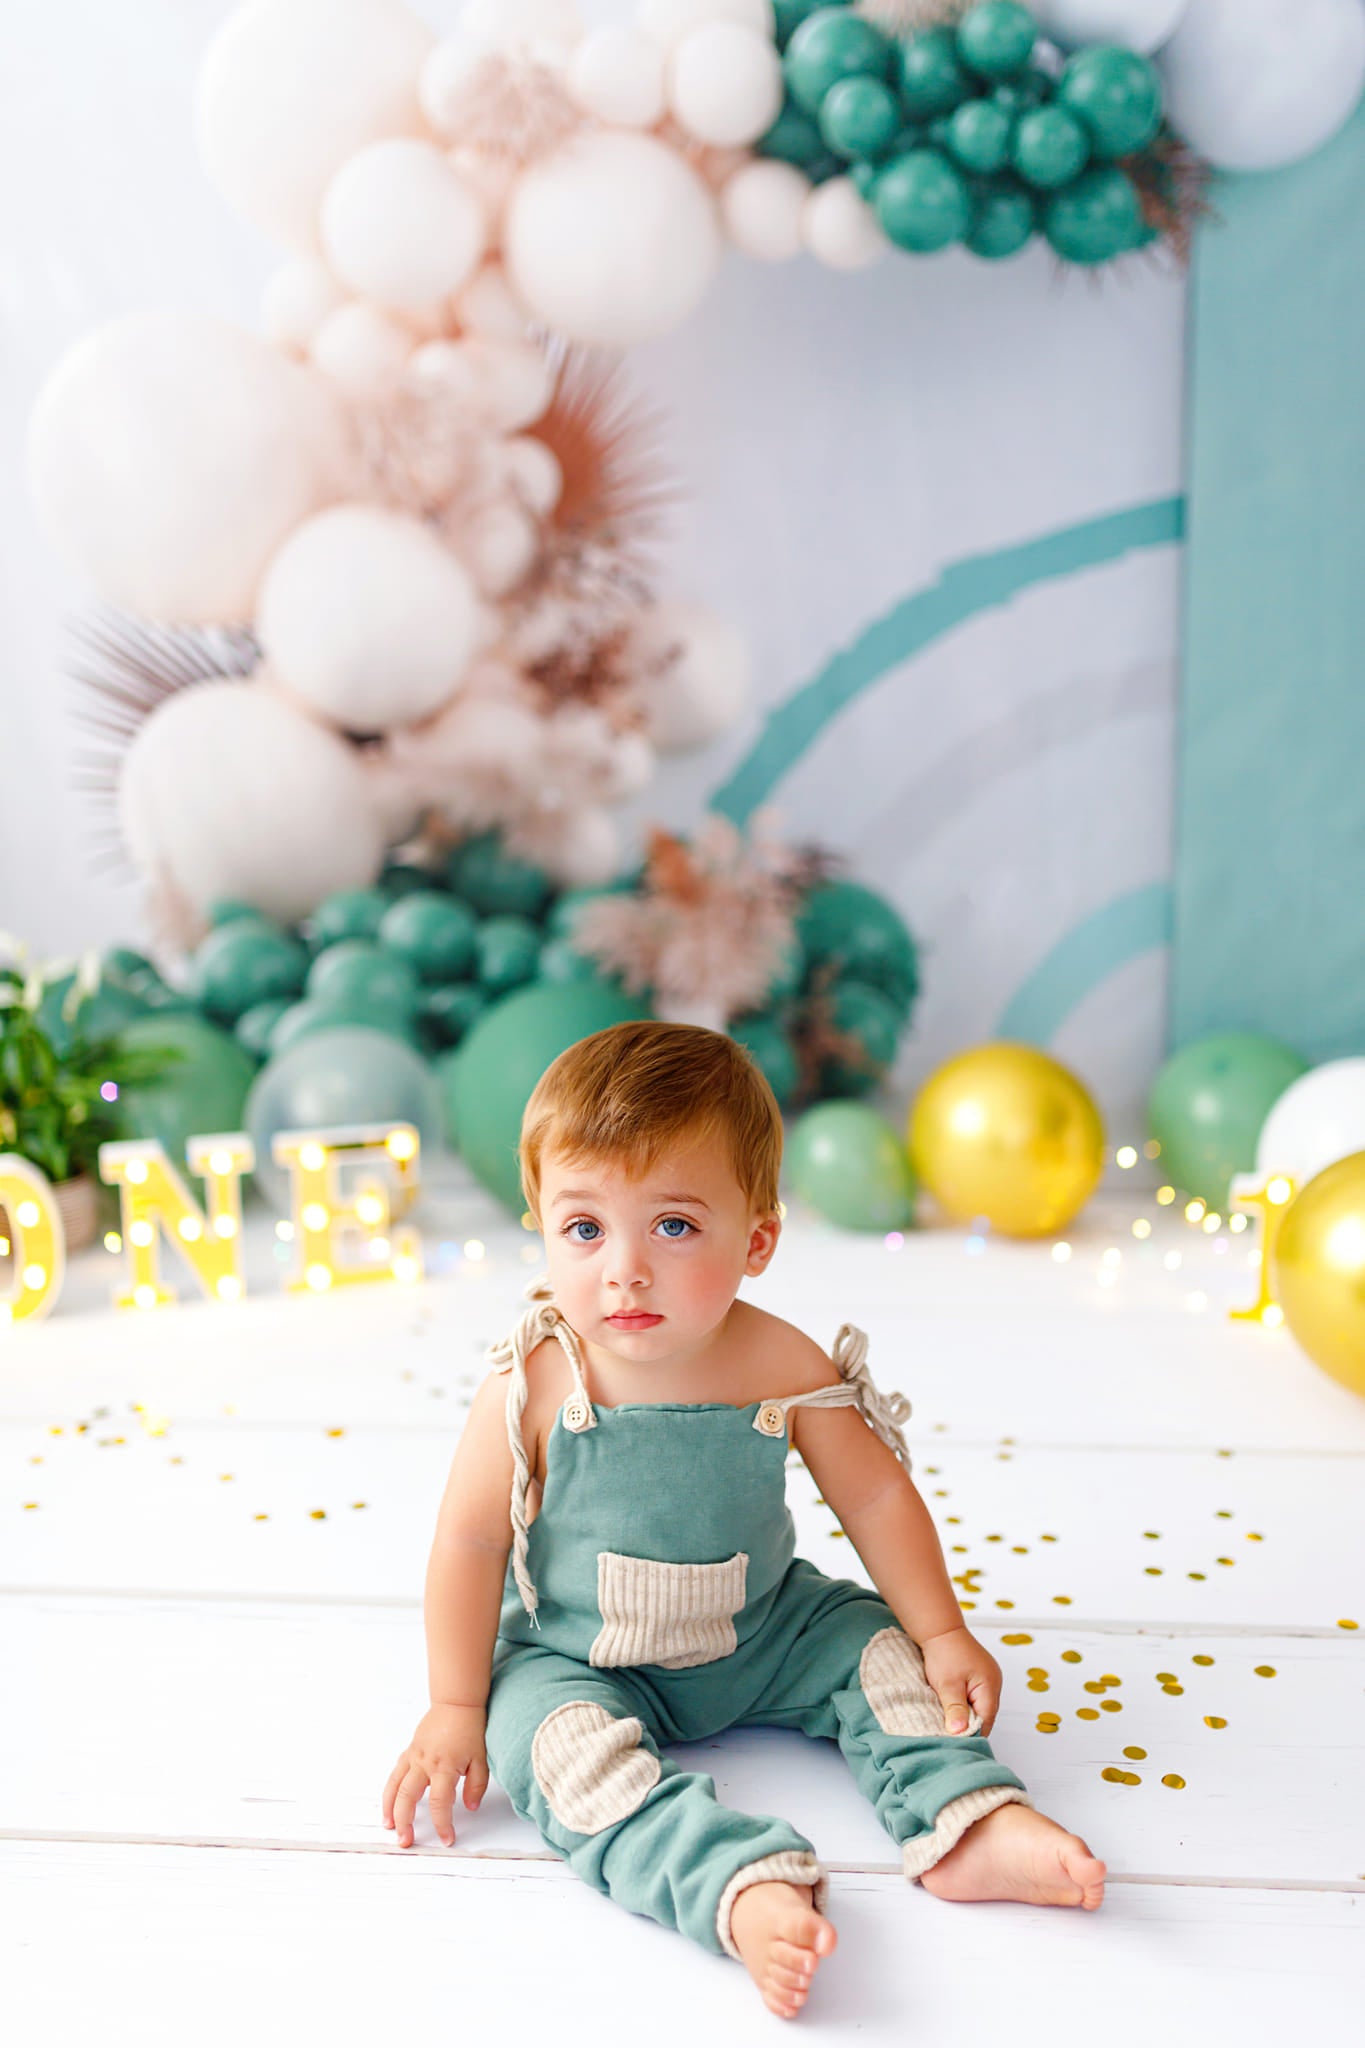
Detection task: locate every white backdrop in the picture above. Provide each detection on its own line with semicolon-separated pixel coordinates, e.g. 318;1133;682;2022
0;0;1187;1138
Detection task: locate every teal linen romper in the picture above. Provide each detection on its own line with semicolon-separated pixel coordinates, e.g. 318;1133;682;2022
484;1281;1031;1962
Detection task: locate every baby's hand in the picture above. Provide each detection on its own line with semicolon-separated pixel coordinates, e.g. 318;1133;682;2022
919;1626;1002;1738
383;1703;490;1848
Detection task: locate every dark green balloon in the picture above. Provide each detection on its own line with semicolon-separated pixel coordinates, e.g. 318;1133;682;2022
1058;46;1162;160
819;980;905;1096
111;1012;255;1169
443;981;649;1213
874;147;972;250
1043;164;1146;263
208;898;262;928
894;28;972;119
271;993;421;1056
307;939;420;1019
945;96;1013;173
1147;1034;1307;1209
1011;104;1091;188
787;1101;917;1231
966;181;1037;257
785;9;893;117
955;1;1035;80
819;75;902;159
805;151;846;185
191;920;309;1025
730;1014;800;1110
796;881;919;1009
236;999;291;1062
379;862;439;898
447;832;553;919
851;158;880;197
378;892;478;983
758;95;829;167
476;916;542;996
537;936;605;985
309;888;389;947
418;982;490;1053
773;0;847;51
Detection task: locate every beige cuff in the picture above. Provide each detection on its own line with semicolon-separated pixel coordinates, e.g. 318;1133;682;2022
716;1849;831;1961
902;1783;1035;1883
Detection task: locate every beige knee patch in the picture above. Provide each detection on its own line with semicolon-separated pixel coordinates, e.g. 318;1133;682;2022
532;1700;661;1835
860;1627;982;1738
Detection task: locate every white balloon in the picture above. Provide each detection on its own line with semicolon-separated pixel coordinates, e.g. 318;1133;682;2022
390;687;546;815
311;302;415;391
1160;0;1365;170
639;0;774;50
1029;0;1190;53
566;25;667;126
667;22;784;146
802;176;888;270
599;730;657;802
501;435;563;515
462;0;585;61
456;261;532;340
461;501;542;597
195;0;434;253
720;160;808;260
27;311;344;625
320;140;486;312
118;680;389;921
258;503;480;729
1254;1059;1365;1186
447;147;521;228
420;31;491;137
629;601;750;752
409;335;554;430
261;258;348;353
505;131;720;345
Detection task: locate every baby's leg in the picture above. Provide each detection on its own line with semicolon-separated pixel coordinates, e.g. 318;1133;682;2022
485;1645;835;2013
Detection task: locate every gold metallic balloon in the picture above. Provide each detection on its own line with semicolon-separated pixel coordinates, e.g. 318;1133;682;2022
907;1042;1105;1237
1274;1150;1365;1397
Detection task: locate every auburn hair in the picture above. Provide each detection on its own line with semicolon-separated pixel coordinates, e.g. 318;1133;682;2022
519;1020;783;1221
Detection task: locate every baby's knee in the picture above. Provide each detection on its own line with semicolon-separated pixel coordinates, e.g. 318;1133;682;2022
531;1700;662;1835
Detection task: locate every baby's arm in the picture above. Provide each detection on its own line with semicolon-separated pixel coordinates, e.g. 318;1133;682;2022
382;1370;518;1847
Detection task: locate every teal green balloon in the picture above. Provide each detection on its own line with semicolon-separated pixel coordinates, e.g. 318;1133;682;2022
955;1;1035;79
796;882;919;1010
966;182;1037;257
307;939;420;1019
191;920;309;1025
1147;1034;1308;1209
946;97;1013;173
378;892;477;983
443;981;649;1213
236;999;291;1062
104;946;156;982
773;0;846;50
787;1101;917;1231
819;75;902;158
447;832;553;919
758;96;829;167
476;915;542;996
1012;105;1090;187
894;28;972;118
1058;46;1162;160
309;888;389;947
379;862;438;898
819;980;905;1096
208;898;262;928
111;1012;255;1169
730;1015;800;1110
538;936;605;984
874;147;972;250
271;994;420;1056
1044;164;1146;263
785;9;892;117
851;158;879;198
245;1025;444;1211
418;983;490;1053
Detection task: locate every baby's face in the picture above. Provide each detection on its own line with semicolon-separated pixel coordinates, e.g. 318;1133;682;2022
537;1131;780;1369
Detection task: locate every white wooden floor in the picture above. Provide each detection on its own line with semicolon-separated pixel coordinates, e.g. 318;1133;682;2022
4;1159;1363;2044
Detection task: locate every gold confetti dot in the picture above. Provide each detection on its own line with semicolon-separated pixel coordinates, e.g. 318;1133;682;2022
219;1473;234;1483
1011;1544;1029;1553
169;1455;184;1465
1060;1651;1082;1664
1144;1566;1163;1576
1040;1534;1058;1543
933;1490;948;1499
951;1544;968;1554
997;1452;1012;1461
1001;1633;1033;1645
1100;1674;1120;1686
253;1513;269;1522
310;1509;327;1520
1143;1531;1161;1540
1026;1666;1048;1677
1192;1654;1214;1666
28;1456;42;1465
49;1426;63;1436
924;1466;940;1475
994;1599;1015;1609
1338;1620;1359;1631
1188;1571;1207;1580
961;1600;976;1610
326;1428;345;1438
1036;1722;1059;1734
1216;1557;1235;1567
1215;1509;1233;1519
1216;1449;1233;1458
1052;1595;1072;1605
1254;1665;1276;1678
1123;1746;1147;1761
1162;1775;1186;1790
1100;1699;1123;1712
1204;1716;1227;1729
986;1533;1003;1543
1084;1681;1106;1694
1076;1707;1100;1720
1027;1679;1050;1692
945;1515;961;1525
1162;1683;1184;1695
1247;1532;1263;1541
1156;1671;1177;1682
1101;1768;1142;1786
22;1502;39;1511
831;1528;847;1539
351;1501;367;1510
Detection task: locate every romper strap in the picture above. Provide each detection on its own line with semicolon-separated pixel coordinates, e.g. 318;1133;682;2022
754;1323;913;1474
485;1274;595;1625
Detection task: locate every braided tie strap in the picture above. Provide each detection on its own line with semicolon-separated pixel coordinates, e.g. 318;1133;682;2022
485;1275;594;1626
831;1322;913;1471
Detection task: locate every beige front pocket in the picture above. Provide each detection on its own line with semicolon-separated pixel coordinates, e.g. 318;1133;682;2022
588;1550;749;1670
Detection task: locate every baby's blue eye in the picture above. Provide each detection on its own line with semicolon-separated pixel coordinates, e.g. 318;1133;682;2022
659;1216;693;1238
566;1219;601;1243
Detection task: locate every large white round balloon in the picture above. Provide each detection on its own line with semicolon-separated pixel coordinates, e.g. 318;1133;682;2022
504;131;720;345
119;680;389;921
629;601;751;752
802;177;888;270
720;160;808;260
639;0;774;48
667;22;784;146
310;302;415;392
320;140;486;312
1160;0;1365;171
27;311;344;624
257;504;480;729
1255;1058;1365;1186
195;0;434;253
566;24;667;126
262;258;348;353
1029;1;1190;52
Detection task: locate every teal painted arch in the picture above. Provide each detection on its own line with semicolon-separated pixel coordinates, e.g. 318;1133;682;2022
996;882;1174;1046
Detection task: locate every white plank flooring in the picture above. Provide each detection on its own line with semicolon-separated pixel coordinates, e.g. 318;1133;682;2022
3;1163;1362;2041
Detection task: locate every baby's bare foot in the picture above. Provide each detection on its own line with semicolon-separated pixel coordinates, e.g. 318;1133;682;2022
729;1880;838;2020
920;1801;1106;1910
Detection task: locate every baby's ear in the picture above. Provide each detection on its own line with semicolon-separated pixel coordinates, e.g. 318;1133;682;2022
746;1210;782;1273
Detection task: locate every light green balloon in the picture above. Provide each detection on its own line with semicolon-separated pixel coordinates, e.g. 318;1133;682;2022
245;1025;444;1210
1147;1033;1308;1208
111;1012;256;1170
786;1101;917;1230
